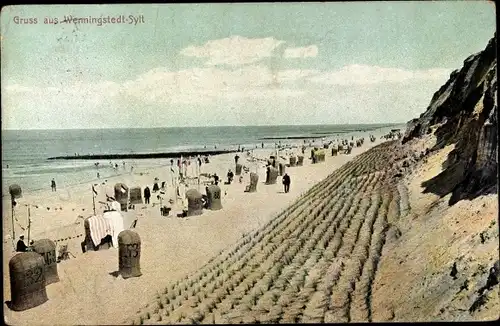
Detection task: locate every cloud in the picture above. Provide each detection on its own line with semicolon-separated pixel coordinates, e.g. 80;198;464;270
284;45;319;58
2;64;455;128
308;64;453;85
180;35;286;66
121;65;311;104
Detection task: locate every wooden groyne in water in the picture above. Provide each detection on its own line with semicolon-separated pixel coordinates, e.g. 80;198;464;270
48;149;238;160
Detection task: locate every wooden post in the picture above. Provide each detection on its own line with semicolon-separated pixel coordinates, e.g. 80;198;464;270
27;205;31;245
197;165;200;192
11;195;15;241
92;186;96;216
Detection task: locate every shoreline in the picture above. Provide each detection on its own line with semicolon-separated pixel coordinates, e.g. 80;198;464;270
3;125;400;198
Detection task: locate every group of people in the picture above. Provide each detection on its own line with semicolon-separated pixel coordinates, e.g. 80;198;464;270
93;161;133;179
123;148;294;211
170;155;209;182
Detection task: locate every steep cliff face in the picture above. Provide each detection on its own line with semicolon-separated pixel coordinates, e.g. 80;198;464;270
403;34;497;204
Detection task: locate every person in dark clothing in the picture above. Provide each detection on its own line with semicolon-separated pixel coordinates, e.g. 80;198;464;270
227;169;234;184
51;179;56;192
213;174;219;185
144;186;151;204
16;235;28;252
234;154;240;164
282;173;291;193
153;182;159;192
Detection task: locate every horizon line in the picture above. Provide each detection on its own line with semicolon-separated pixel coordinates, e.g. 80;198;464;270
1;122;405;131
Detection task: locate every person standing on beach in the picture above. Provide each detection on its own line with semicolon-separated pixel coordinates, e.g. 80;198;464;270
282;173;291;193
197;156;202;176
227;169;234;184
51;179;56;192
234;154;240;165
144;186;151;204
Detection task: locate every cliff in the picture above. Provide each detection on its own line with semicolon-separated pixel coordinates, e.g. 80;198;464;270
403;34;497;204
370;35;498;322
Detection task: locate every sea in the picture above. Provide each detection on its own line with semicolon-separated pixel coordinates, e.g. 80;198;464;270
2;124;403;196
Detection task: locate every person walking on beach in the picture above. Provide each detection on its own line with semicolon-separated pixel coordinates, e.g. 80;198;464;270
144;186;151;204
51;179;56;192
234;154;240;165
282;173;291;193
16;235;28;252
227;169;234;184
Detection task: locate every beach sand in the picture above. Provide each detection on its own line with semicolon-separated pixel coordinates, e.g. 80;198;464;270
3;131;384;325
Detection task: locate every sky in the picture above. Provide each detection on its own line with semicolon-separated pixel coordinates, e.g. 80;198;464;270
0;2;496;130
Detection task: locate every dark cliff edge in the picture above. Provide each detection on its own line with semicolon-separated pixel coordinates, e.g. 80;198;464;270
402;34;497;205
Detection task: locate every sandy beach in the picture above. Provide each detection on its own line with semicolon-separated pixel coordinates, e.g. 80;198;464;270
3;130;386;325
